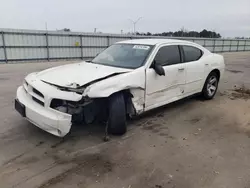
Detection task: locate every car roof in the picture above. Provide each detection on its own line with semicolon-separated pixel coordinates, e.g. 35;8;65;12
117;38;192;46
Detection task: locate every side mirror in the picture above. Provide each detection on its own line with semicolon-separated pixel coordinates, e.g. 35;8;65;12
152;61;165;76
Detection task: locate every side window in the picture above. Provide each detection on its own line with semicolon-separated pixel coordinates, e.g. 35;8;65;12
154;45;181;66
182;45;203;62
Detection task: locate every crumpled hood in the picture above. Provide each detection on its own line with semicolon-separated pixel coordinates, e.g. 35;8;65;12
37;62;131;88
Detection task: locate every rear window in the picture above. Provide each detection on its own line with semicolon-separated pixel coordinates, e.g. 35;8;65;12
182;45;203;62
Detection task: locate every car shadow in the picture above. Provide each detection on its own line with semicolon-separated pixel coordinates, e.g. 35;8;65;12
15;94;207;145
68;94;203;138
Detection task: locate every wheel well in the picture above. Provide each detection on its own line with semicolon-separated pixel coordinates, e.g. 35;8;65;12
211;69;220;81
109;89;135;116
109;89;132;99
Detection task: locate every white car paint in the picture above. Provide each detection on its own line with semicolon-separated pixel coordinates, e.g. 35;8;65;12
38;62;132;88
15;39;225;137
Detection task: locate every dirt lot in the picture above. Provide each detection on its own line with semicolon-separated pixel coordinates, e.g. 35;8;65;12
1;52;250;188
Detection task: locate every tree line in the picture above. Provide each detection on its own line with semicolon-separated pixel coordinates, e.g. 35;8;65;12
135;29;221;38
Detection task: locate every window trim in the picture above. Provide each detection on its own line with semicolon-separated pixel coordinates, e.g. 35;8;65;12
180;45;204;63
151;44;182;67
178;45;185;63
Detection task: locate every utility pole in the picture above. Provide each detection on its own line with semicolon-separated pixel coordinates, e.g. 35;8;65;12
128;17;142;35
45;22;48;31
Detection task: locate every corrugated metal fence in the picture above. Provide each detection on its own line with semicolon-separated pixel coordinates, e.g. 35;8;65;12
0;28;250;63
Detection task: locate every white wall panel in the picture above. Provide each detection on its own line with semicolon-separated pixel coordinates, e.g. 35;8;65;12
0;28;250;62
109;37;130;44
245;46;250;50
82;37;107;46
4;34;46;46
205;46;214;52
181;39;192;42
231;41;238;45
49;48;81;58
48;36;80;46
239;41;245;45
82;48;106;57
230;46;237;51
0;48;5;60
223;46;230;51
6;48;47;59
215;40;223;46
193;40;205;46
238;46;244;51
0;35;3;46
214;46;223;52
224;40;231;45
205;40;214;46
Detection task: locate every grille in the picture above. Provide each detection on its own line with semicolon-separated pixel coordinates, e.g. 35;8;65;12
33;88;44;98
32;97;44;106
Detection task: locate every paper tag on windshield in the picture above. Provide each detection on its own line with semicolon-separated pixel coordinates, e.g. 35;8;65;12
133;45;150;50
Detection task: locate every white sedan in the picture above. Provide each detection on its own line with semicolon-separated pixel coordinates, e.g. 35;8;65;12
15;39;225;137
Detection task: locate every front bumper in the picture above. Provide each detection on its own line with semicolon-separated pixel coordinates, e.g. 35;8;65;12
16;86;72;137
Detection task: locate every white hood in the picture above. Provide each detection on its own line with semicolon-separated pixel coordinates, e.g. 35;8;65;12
37;62;131;88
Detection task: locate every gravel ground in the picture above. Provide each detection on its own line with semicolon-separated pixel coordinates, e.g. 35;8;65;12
0;52;250;188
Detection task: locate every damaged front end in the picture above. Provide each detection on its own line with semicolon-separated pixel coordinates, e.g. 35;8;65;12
16;60;147;137
50;96;107;125
47;67;146;126
49;88;143;127
43;82;107;125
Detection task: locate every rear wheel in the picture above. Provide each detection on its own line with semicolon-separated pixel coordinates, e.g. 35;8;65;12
107;93;127;135
202;72;219;100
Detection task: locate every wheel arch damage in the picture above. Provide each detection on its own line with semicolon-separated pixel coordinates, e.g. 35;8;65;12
49;68;146;124
83;67;146;115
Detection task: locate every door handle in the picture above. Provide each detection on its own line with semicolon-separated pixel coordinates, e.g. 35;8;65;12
178;68;185;71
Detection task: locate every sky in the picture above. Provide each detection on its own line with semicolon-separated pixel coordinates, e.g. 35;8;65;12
0;0;249;37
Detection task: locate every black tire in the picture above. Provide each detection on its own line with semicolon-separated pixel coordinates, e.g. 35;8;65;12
202;72;219;100
107;93;127;135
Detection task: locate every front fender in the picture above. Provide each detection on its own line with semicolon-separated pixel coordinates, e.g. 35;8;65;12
83;67;146;98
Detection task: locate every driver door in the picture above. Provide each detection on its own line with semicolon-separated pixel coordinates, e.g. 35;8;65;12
145;45;186;111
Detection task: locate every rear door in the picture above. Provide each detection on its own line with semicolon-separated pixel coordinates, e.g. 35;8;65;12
180;45;205;94
145;45;186;110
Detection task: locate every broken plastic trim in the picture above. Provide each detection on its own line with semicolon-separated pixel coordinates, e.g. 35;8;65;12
50;97;91;109
41;80;85;94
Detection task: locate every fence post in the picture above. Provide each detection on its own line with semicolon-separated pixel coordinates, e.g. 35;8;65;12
244;40;247;51
45;33;50;61
229;40;232;52
221;39;225;53
212;39;216;53
1;31;7;63
80;35;83;59
107;36;110;47
236;40;240;52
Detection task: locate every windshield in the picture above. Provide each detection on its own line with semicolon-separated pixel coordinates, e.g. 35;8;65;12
92;44;153;69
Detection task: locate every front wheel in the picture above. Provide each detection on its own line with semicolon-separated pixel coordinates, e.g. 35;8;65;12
107;93;127;135
202;72;219;100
